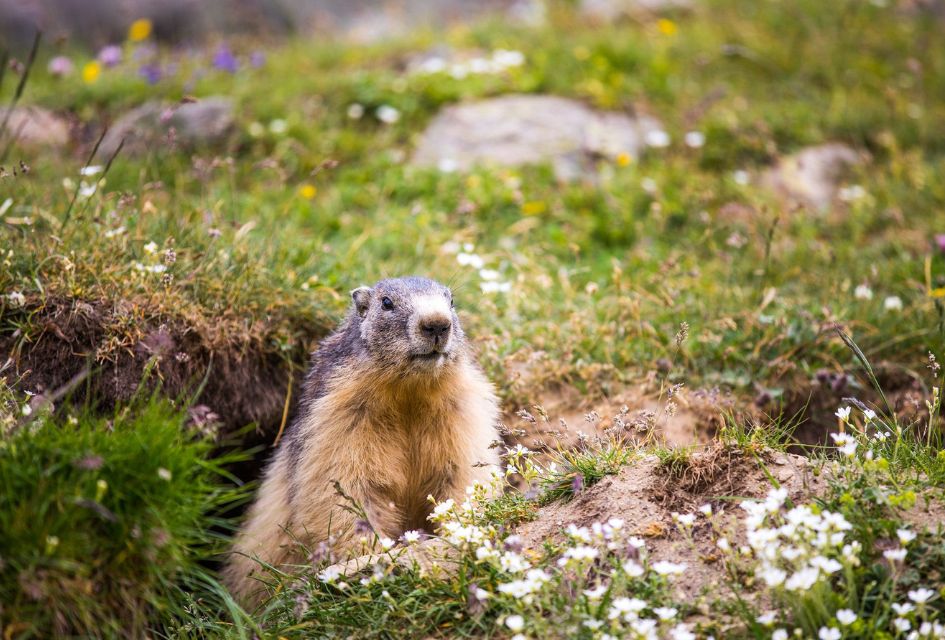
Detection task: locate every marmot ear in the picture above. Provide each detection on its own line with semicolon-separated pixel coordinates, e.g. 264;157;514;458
351;286;372;316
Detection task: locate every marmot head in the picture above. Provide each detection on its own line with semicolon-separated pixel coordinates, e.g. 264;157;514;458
351;277;466;376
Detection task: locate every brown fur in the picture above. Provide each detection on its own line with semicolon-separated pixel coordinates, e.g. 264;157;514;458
222;279;500;605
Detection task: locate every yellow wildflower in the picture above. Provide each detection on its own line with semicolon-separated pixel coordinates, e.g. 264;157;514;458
82;61;101;84
616;152;632;167
299;184;317;200
657;19;678;36
521;201;547;215
128;18;153;42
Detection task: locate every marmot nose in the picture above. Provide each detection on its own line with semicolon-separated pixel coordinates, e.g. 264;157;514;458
420;318;451;340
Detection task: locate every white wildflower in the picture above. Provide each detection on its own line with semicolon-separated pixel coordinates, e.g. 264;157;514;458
835;406;851;421
622;560;645;577
479;268;500;281
883;296;903;311
756;612;777;625
505;614;524;632
79;165;103;176
884;548;907;562
347;103;365;120
909;588;936;604
645;129;671;148
627;536;646;549
760;567;787;587
893;603;915;615
897;529;917;545
376;105;401;124
651;560;687;575
785;566;820;592
669;623;696;640
78;181;97;199
836;609;857;625
818;627;841;640
854;284;874;300
684;131;705;148
457;252;485;269
157;467;172;481
6;291;25;307
895;618;912;633
608;597;648;620
672;512;696;528
654;607;678;620
583;585;608;600
480;280;512;294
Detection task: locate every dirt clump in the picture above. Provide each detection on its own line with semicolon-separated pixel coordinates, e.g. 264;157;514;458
1;295;325;444
514;446;825;607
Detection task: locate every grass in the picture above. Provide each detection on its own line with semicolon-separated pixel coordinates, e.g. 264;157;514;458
2;0;945;636
2;0;943;425
0;395;251;638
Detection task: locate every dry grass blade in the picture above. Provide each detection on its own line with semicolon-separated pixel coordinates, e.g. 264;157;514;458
0;31;41;160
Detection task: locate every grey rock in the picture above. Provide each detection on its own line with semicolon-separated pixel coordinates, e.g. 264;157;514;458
0;0;543;52
761;143;864;209
0;106;70;151
580;0;693;21
99;97;234;157
412;94;662;181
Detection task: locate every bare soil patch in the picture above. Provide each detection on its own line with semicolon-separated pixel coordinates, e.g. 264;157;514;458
514;446;825;609
1;295;325;444
505;382;739;452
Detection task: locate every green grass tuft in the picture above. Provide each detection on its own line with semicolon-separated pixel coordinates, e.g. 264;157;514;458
0;400;248;638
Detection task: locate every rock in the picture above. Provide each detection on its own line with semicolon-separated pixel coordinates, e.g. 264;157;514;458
761;143;864;210
412;94;663;181
312;0;543;42
0;0;545;51
99;97;234;157
580;0;693;20
0;106;70;151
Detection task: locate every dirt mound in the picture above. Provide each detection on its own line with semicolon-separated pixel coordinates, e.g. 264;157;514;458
1;295;325;443
506;383;737;452
514;446;824;605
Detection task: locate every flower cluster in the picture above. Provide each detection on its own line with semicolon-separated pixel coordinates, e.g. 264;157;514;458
417;449;696;639
442;241;512;294
739;488;855;594
411;49;525;79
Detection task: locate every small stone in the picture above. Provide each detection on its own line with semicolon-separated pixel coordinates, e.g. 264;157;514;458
99;97;234;157
0;106;70;150
412;94;662;181
761;143;864;209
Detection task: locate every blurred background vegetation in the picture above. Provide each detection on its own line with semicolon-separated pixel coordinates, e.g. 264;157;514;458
1;0;944;636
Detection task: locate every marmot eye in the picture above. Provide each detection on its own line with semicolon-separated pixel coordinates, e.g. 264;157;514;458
381;296;394;310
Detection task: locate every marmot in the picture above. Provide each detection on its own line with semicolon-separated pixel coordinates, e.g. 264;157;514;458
223;276;500;604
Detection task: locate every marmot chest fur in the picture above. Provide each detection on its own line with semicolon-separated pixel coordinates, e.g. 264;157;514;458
224;276;500;603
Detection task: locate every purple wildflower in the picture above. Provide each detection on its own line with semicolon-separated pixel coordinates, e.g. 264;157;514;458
250;51;266;68
48;56;74;77
97;45;122;67
212;45;238;73
132;42;157;61
936;234;945;254
139;63;161;85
